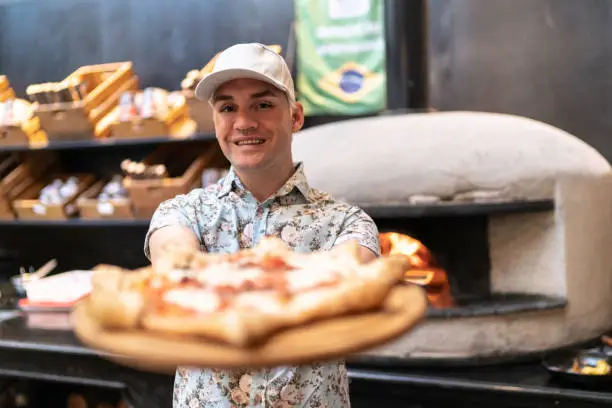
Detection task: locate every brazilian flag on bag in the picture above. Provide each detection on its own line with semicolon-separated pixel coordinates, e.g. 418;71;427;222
294;0;387;116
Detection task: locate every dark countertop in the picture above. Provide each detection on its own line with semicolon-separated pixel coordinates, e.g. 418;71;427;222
348;360;612;406
0;313;95;356
0;312;610;407
0;312;173;407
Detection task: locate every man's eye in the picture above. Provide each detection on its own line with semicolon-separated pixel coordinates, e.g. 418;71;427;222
219;105;235;113
257;102;273;110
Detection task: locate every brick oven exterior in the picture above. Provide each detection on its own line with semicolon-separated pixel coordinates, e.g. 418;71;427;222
293;111;612;360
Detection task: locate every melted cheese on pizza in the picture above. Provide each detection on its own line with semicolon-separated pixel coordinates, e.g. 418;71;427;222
153;243;356;315
285;268;340;293
196;265;264;288
163;289;221;313
235;291;285;314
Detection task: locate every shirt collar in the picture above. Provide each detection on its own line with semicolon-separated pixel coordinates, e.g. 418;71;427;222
217;162;312;201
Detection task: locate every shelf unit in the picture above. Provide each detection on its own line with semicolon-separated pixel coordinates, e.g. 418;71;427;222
0;219;151;227
0;199;556;228
0;133;220;272
0;132;557;273
0;133;216;152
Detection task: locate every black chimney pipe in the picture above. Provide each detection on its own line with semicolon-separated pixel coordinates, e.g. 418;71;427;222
383;0;429;111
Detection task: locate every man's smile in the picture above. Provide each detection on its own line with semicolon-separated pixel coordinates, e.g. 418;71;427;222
233;137;267;146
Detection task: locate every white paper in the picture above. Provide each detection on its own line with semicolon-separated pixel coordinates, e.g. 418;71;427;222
97;202;115;215
32;203;46;215
25;270;93;303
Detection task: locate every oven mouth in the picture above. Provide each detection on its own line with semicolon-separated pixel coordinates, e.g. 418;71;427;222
376;197;565;319
380;231;456;309
381;231;567;318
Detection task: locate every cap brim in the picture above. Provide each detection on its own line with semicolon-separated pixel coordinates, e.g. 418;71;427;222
194;68;289;102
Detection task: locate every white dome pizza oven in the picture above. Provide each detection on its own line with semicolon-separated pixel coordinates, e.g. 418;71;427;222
292;111;612;363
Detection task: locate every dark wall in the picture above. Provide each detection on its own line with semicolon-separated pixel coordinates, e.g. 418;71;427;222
0;0;297;275
3;0;612;272
428;0;612;162
0;0;294;96
4;0;612;164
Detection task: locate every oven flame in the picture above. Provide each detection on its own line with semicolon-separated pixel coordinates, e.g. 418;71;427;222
380;232;455;308
381;232;433;268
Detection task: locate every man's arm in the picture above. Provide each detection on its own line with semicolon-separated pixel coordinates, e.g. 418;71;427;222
144;191;203;263
356;244;378;263
334;205;381;263
148;225;200;264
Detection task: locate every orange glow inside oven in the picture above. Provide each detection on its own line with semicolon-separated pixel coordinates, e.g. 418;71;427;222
379;232;455;308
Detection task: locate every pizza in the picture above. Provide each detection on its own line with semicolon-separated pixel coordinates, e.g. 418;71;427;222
86;237;410;348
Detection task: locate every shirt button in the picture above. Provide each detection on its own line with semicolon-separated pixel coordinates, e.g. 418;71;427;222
256;206;264;217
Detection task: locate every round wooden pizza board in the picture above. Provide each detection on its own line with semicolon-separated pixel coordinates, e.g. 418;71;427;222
72;284;428;374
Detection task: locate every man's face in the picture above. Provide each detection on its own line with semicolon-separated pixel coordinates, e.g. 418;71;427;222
211;78;304;172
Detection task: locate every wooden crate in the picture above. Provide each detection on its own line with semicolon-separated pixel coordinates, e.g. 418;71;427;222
0;82;15;103
28;62;138;141
123;143;222;219
0;88;15;102
0;76;9;96
0;152;57;219
0;77;41;146
77;179;134;220
95;89;196;139
0;100;45;147
0;75;14;102
13;173;96;220
184;91;215;133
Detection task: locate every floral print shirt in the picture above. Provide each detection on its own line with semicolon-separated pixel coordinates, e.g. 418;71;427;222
144;162;380;408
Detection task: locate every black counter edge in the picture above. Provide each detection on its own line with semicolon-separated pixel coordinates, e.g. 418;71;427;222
347;369;612;403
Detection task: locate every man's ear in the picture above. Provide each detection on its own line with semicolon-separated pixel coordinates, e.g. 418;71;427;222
292;102;305;132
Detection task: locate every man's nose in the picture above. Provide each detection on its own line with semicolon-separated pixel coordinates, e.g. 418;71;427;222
234;110;258;131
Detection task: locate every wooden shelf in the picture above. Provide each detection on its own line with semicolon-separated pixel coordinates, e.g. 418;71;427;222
0;219;150;227
0;132;216;152
0;200;555;228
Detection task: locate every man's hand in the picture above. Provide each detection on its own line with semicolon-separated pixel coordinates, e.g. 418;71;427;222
357;245;378;263
336;239;378;264
149;225;200;265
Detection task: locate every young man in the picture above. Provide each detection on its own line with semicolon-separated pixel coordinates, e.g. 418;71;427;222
145;43;380;408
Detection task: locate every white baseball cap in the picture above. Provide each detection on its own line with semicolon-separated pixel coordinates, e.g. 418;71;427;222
194;43;295;104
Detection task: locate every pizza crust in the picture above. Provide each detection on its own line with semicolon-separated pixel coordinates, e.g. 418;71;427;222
85;239;411;347
87;265;147;330
140;254;409;347
141;309;290;347
271;255;408;334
